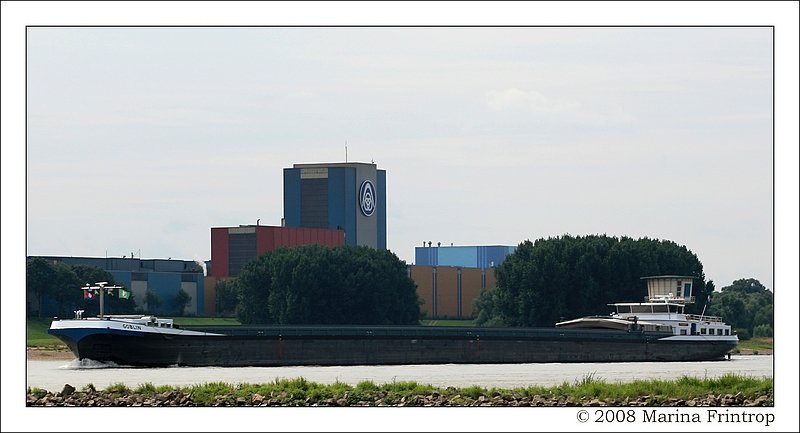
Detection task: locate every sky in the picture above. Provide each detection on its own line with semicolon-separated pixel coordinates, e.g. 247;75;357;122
4;2;799;432
22;25;776;290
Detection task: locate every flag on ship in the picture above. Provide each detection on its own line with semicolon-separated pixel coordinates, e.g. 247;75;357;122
118;289;130;299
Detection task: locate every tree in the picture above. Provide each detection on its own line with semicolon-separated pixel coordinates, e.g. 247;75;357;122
215;279;240;317
172;288;192;316
68;265;137;316
50;262;82;318
72;265;114;287
146;290;163;312
474;235;707;327
706;278;773;339
753;324;773;338
236;244;421;325
472;287;509;327
27;257;57;317
27;258;136;317
722;278;768;294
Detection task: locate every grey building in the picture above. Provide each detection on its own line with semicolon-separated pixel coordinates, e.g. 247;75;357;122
283;162;386;249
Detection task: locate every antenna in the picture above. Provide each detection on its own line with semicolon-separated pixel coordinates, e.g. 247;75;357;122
83;281;124;319
345;141;348;163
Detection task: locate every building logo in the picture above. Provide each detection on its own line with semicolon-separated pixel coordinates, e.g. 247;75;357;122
359;180;376;217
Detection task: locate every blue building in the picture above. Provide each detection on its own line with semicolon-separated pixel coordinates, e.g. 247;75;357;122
414;245;517;269
283;162;386;249
27;256;204;317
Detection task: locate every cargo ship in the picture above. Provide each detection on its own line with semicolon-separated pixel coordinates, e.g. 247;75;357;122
48;276;738;367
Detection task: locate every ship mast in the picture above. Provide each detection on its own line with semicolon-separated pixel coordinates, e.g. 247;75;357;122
83;282;123;319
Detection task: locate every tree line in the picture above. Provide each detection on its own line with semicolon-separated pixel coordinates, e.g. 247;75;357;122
28;236;772;337
474;235;709;327
472;235;772;339
706;278;773;339
25;257;192;317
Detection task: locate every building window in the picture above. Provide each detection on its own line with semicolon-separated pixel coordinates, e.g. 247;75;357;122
229;232;257;277
300;178;329;228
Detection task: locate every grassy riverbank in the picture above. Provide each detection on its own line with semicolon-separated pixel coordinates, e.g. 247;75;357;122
26;318;65;348
733;337;774;354
27;373;773;407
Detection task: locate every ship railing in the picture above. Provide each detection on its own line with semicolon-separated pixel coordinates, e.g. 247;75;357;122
685;314;726;323
644;295;695;304
102;314;148;319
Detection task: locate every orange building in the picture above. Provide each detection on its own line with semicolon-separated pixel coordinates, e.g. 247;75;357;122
408;265;497;319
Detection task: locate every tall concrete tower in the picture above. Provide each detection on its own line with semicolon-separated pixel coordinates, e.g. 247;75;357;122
283;162;386;249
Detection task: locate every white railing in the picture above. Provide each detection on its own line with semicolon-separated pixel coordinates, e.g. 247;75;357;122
685;314;726;323
644;295;695;304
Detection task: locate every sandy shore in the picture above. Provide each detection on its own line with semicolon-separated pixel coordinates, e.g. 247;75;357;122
27;348;75;361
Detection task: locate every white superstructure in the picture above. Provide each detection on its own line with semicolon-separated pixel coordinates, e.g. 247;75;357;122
557;276;738;345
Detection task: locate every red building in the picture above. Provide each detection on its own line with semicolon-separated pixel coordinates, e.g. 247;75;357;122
210;225;344;278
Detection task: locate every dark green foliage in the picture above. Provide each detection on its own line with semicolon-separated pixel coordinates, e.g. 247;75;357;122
706;278;773;340
236;245;421;325
27;257;57;317
49;262;82;317
214;279;240;317
752;324;773;338
172;288;192;316
735;328;752;340
26;258;137;317
146;290;163;310
722;278;769;294
70;265;137;316
474;235;707;327
472;287;508;327
71;265;114;288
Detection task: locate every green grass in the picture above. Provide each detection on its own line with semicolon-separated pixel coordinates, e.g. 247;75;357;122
26;318;65;348
33;374;771;406
420;319;476;326
548;373;774;403
736;337;773;352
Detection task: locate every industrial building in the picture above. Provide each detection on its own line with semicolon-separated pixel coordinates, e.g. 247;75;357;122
205;162;515;319
30;160;520;320
415;245;516;269
209;224;344;279
26;256;205;317
410;265;498;319
283;162;386;250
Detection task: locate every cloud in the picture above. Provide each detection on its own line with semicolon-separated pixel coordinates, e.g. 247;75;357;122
486;88;580;114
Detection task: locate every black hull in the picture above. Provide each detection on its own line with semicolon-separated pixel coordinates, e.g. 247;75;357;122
53;326;737;367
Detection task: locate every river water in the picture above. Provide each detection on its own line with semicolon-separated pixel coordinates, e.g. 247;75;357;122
26;355;773;392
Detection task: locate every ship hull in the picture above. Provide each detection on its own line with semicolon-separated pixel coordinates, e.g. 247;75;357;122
49;322;737;367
